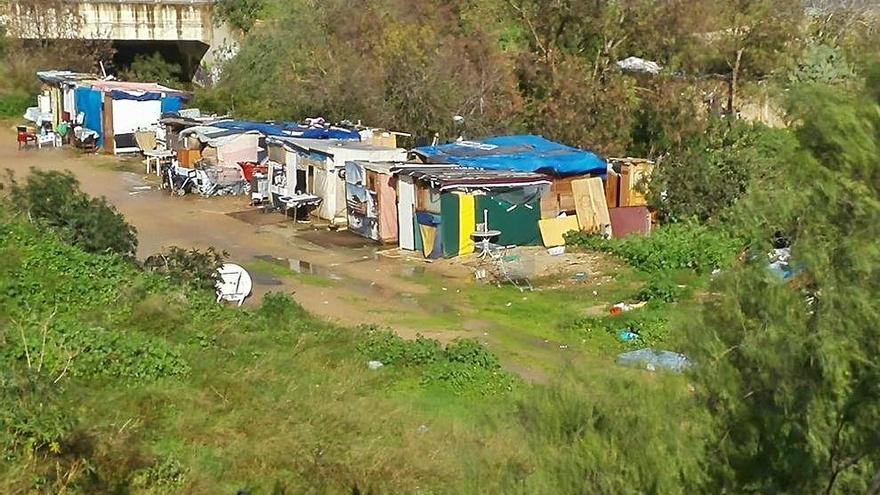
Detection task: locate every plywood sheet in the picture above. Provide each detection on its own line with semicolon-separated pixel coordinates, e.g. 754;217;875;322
609;206;651;238
571;177;611;235
539;216;580;247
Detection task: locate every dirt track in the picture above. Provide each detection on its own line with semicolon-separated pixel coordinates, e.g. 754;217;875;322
0;127;452;333
2;126;619;381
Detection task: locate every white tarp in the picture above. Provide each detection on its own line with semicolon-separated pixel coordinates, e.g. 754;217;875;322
63;87;76;115
616;56;662;75
398;175;416;250
112;99;162;135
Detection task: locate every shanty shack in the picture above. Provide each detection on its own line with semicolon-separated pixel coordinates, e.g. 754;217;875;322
266;137;407;223
72;80;189;153
412;135;607;218
395;167;551;258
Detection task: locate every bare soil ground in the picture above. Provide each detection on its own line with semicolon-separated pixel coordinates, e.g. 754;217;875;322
1;125;628;380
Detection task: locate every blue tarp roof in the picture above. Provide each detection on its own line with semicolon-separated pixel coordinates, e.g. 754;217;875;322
412;135;607;177
212;120;362;140
212;120;299;137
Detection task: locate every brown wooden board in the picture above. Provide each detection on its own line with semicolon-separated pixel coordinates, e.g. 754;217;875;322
605;172;620;208
572;177;612;235
102;93;114;154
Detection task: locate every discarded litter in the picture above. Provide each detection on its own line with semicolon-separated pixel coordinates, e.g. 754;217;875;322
367;360;384;370
215;263;253;307
572;272;588;282
547;246;565;256
617;348;690;373
610;301;648;315
617;330;640;342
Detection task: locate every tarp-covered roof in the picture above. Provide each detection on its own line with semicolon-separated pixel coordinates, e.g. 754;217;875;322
37;70;99;85
267;136;401;154
397;166;551;191
214;121;362;140
87;80;191;99
412;135;607;177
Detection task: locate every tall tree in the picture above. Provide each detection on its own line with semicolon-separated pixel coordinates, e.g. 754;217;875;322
703;0;805;113
684;80;880;494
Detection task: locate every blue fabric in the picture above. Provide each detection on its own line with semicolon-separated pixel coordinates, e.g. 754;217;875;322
111;90;162;101
214;120;362;140
299;127;361;140
413;135;607;177
75;87;104;147
161;96;183;114
213;120;299;136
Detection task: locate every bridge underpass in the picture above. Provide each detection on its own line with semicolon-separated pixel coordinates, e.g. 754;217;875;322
2;0;238;85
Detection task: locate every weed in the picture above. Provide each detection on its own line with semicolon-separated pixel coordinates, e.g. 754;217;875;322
566;222;741;274
143;246;227;290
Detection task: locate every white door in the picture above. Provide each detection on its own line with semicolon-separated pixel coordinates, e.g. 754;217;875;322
398;176;416;250
284;150;298;196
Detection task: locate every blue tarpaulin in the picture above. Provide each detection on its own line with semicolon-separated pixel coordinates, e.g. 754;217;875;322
74;87;103;147
214;120;362;140
213;120;296;136
413;135;607;177
161;96;183;114
298;127;361;140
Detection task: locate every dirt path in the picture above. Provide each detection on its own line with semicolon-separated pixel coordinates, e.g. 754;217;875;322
1;126;622;381
0;128;444;331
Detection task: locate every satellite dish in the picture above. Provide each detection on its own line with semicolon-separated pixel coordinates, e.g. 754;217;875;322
215;263;253;307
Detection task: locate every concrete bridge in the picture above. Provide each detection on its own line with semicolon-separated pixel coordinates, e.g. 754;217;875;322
2;0;238;84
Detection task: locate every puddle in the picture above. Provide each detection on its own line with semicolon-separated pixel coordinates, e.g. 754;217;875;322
249;272;284;286
253;254;345;282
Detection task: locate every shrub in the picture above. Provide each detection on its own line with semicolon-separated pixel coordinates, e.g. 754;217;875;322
130;455;187;490
637;275;687;303
567;311;671;350
143;246;226;291
4;318;190;380
566;222;741;274
357;331;514;395
444;339;501;369
357;330;441;367
5;169;137;258
0;372;76;458
0;93;32;118
646;118;797;223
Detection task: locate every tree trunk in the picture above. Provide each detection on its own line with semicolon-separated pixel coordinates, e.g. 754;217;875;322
867;467;880;495
727;48;744;115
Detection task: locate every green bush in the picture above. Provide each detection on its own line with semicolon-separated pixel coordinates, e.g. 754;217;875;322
130;455;188;490
567;310;671;350
143;246;227;291
4;318;190;380
646;118;797;223
358;331;514;395
421;361;515;396
5;169;138;258
637;275;688;303
0;373;76;458
566;222;741;274
0;93;31;118
357;329;441;367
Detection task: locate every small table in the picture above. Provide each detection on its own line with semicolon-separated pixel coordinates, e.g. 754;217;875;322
144;149;175;177
471;230;501;257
